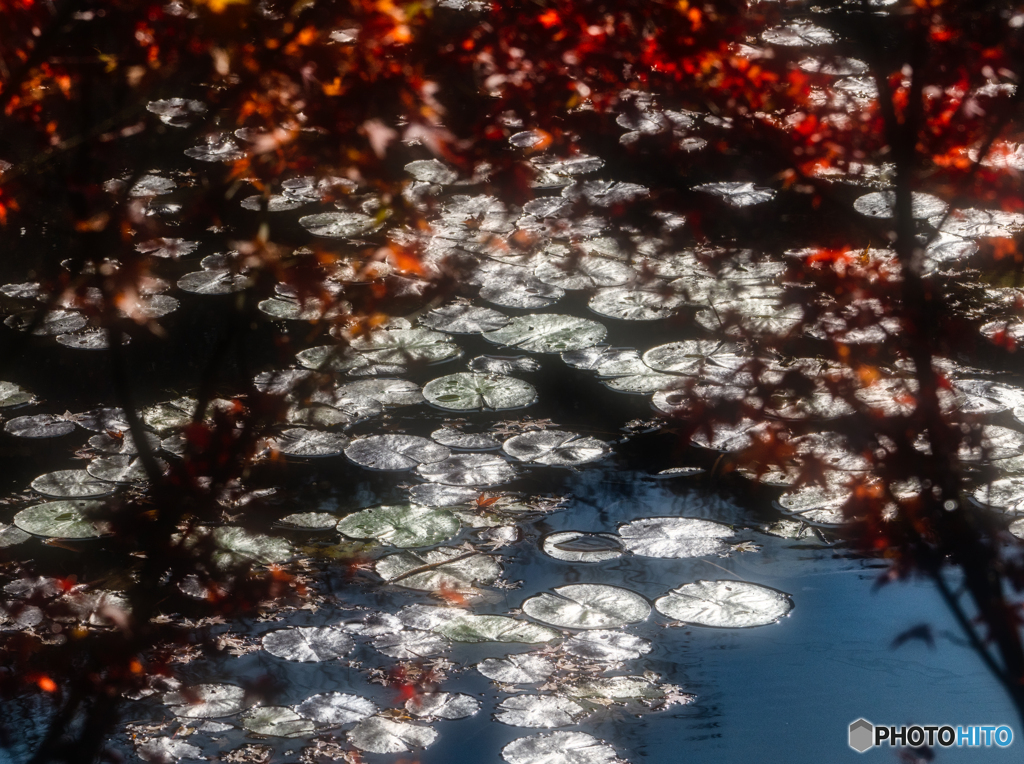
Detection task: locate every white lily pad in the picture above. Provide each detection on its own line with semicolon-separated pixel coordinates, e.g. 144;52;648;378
501;731;625;764
617;517;733;558
163;684;248;719
762;21;836;46
371;629;450;658
0;381;34;408
642;340;743;374
136;737;205;762
87;455;162;484
177;269;253;294
535;255;634;290
87;429;161;455
484;315;607;353
344;435;451;471
434;613;561;643
853;191;947;219
522;584;651;630
424;373;537;412
376;547;500;593
212;527;293;565
336;504;460;547
347;716;437;754
420;303;509;334
469;355;542;375
0;523;31;548
496;695;589;728
30;470;115;499
276;512;339;530
477;653;555;684
4;414;76;439
542;530;622;564
695;181;776;207
299;211;383;239
239;706;315;737
406;692;480;720
5;309;87;336
349;327;460;365
655;580;794;627
14;501;108;539
267;429;349;458
431;427;500;451
973;477;1024;514
502;431;610;466
563;630;652;662
416;453;517;486
262;626;354;662
295;693;377;726
407;484;482;506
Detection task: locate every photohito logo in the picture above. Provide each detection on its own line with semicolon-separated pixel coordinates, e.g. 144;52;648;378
849;719;1013;752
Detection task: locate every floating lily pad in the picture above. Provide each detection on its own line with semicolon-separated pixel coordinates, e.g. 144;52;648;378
484;315;607;353
268;429;349;458
617;517;733;558
407;483;482;506
534;255;634;290
420;303;509;334
502;431;610;466
477;653;554;684
433;613;561;643
295;693;377;726
163;684;248;719
4;414;75;439
349;327;461;366
262;626;354;662
0;523;31;548
502;731;625;764
588;287;684;321
416;453;517;486
299;211;383;239
87;455;161;484
655;580;794;628
542;531;623;562
371;630;450;659
239;706;315;737
87;429;161;456
347;716;437;754
5;309;88;336
276;512;338;530
522;584;651;630
423;373;537;411
973;477;1024;514
642;340;743;374
212;527;293;565
564;630;652;662
695;181;776;207
431;427;500;451
0;381;35;408
135;737;205;763
406;692;480;720
177;269;253;295
853;191;947;219
30;470;115;499
14;501;108;539
344;435;451;471
762;21;836;46
496;695;589;728
337;504;460;547
469;355;542;375
376;547;499;593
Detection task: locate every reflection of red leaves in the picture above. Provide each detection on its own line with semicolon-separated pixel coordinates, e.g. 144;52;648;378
436;582;468;607
537;10;560;28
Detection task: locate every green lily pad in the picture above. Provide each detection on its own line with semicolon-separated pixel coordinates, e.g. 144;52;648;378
14;501;109;539
336;504;460;547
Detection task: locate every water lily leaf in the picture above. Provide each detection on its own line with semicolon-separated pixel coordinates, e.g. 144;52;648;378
258;295;347;321
5;309;88;336
407;484;482;506
277;512;338;530
588;287;684;321
563;630;652;662
268;429;349;458
853;191;946;219
299;211;383;239
1010;518;1024;540
695;181;775;207
930;207;1024;238
496;695;589;728
163;684;248;719
973;478;1024;514
30;470;115;499
262;626;354;662
431;427;500;451
295;693;377;726
178;269;253;294
376;547;500;592
562;675;670;703
690;419;769;452
535;255;634;290
406;692;480;720
434;613;561;643
87;455;162;484
420;303;509;334
14;501;108;539
239;706;315;737
655;580;794;627
0;523;31;548
349;327;461;366
212;527;293;565
502;431;610;466
522;584;651;630
341;611;404;636
241;194;308;212
147;97;207;127
762;20;835;46
4;414;76;439
337;504;460;547
371;629;450;658
642;340;743;375
87;429;161;455
484;315;607;353
136;737;205;762
137;237;199;259
501;731;625;764
73;407;129;433
617;517;733;558
424;373;537;411
344;435;451;471
469;355;542;375
562;180;648;206
477;653;555;684
141;397;198;433
416;453;517;486
542;531;623;563
347;716;437;754
0;381;34;408
479;270;565;309
561;346;646;376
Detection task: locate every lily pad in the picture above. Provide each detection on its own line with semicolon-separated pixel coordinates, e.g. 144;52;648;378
563;630;652;662
295;693;377;726
348;327;460;366
406;692;480;720
371;630;450;659
542;531;623;563
853;191;947;219
276;512;339;530
87;455;161;484
239;706;316;737
588;287;684;321
337;504;460;547
617;517;734;558
694;181;776;207
522;584;651;630
502;431;610;466
501;731;625;764
299;211;383;239
376;547;500;592
347;716;437;754
0;381;34;408
431;427;501;451
416;453;517;486
484;315;607;353
14;501;108;539
267;429;349;458
4;414;76;439
423;373;537;411
344;435;451;471
496;695;589;728
163;684;248;719
420;303;509;334
433;613;562;643
477;653;555;684
262;626;354;662
177;269;253;294
212;527;294;565
654;580;794;628
30;470;115;499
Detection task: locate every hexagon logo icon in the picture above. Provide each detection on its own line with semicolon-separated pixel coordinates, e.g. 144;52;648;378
849;719;874;753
